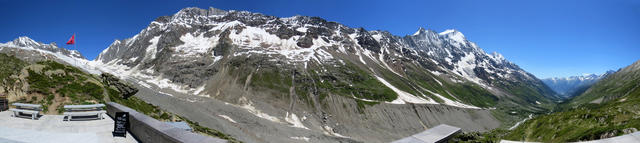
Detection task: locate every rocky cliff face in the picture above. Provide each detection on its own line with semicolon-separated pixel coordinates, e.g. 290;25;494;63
85;7;560;142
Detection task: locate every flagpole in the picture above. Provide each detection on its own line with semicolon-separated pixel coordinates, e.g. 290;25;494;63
74;33;77;66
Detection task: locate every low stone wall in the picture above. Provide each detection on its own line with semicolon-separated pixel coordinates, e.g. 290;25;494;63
106;102;227;143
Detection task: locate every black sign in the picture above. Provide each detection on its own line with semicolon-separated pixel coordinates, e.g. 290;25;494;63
113;112;129;137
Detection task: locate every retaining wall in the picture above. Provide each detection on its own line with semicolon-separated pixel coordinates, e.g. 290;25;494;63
106;102;227;143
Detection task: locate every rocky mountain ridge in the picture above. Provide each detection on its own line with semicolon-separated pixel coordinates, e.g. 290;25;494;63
94;7;557;108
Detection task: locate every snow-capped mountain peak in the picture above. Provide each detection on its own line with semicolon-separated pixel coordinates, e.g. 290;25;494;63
490;52;506;62
439;29;466;44
15;36;41;46
413;27;427;36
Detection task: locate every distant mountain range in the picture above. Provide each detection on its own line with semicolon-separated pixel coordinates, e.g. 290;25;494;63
541;71;615;98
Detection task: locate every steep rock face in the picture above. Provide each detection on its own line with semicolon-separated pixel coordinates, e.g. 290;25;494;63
101;73;139;99
90;7;558;142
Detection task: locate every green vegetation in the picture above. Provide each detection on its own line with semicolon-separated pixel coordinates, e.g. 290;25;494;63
449;129;510;143
228;56;396;110
0;53;26;86
569;70;640;107
249;68;293;94
444;82;498;108
504;79;640;142
312;62;397;102
501;61;640;142
17;59;107;113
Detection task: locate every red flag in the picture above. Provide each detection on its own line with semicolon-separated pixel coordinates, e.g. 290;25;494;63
66;34;75;45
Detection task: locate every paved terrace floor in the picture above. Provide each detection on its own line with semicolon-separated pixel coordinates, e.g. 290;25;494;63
0;111;138;143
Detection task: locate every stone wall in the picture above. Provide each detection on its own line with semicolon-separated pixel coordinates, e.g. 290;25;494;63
105;102;227;143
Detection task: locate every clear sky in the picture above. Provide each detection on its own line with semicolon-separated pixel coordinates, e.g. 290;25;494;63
1;0;638;78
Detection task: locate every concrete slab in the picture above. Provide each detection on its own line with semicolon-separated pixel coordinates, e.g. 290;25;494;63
579;132;640;143
500;132;640;143
0;111;138;143
391;124;461;143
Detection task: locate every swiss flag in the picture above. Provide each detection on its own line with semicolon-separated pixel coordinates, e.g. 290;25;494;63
66;34;75;45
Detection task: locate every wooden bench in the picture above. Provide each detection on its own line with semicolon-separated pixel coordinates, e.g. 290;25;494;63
10;103;41;120
63;104;106;121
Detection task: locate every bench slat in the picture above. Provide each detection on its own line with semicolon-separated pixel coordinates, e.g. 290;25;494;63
64;104;105;109
12;103;42;108
9;109;39;114
63;111;106;115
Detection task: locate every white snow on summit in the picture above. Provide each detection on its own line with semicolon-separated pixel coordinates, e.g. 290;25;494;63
439;29;466;45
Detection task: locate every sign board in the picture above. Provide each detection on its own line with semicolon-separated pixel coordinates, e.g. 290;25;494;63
0;94;7;111
113;112;129;137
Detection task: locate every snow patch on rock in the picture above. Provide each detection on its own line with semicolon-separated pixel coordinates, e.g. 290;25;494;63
375;76;438;104
218;115;237;123
285;112;309;130
290;136;310;142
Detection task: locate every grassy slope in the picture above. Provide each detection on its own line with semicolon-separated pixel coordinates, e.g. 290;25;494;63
503;60;640;142
2;56;107;113
0;54;27;85
504;86;640;142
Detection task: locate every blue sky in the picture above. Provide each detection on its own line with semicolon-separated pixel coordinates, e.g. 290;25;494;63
0;0;638;78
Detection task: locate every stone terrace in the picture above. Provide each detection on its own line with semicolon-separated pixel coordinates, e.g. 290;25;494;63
0;111;138;143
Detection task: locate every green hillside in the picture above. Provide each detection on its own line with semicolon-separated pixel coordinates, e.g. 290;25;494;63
503;60;640;142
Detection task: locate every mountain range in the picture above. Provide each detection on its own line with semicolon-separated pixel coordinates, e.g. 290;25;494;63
0;7;566;143
542;71;615;98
